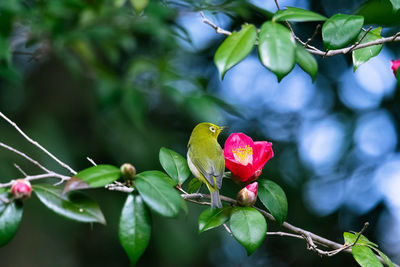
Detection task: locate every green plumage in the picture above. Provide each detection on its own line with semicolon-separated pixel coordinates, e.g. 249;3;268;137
187;122;225;208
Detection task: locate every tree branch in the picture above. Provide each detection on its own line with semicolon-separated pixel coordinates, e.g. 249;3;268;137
0;111;77;175
199;12;231;36
182;193;398;266
1;111;397;266
200;10;400;58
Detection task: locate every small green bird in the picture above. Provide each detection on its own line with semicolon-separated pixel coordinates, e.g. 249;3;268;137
187;122;225;208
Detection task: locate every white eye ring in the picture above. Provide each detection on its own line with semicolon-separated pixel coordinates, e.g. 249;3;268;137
209;126;215;133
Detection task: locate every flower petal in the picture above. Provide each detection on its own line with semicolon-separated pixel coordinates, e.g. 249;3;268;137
253;141;274;171
223;133;255;160
225;158;254;181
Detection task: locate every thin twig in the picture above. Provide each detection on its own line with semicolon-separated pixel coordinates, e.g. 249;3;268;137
0;111;77;175
346;26;373;54
0;142;52;174
0;173;70;188
199;9;400;58
181;193;397;266
304;24;321;47
274;0;281;10
14;164;28;176
200;12;231;36
223;223;232;235
87;157;97;166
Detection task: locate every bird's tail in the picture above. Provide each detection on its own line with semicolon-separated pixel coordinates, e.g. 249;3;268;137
210;189;222;209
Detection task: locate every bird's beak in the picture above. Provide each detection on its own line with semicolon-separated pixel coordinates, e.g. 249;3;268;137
220;126;228;131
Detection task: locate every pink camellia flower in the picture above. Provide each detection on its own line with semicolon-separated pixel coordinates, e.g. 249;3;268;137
391;59;400;76
237;182;258;206
11;179;32;199
223;133;273;184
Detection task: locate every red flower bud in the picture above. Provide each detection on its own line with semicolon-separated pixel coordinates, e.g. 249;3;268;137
236;182;258;206
120;163;136;181
11;179;32;199
391;59;400;76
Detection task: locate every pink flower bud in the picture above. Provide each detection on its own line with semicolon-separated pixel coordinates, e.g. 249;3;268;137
236;182;258;206
11;179;32;199
391;59;400;76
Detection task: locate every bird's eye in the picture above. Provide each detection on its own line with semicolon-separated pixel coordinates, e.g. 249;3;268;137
209;126;215;133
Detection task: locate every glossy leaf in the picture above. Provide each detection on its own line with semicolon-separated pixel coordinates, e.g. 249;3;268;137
135;171;182;218
295;43;318;81
74;165;121;188
343;232;378;247
214;24;257;79
159;147;190;185
372;247;395;267
357;0;400;26
0;196;23;246
273;6;327;22
63;177;90;194
352;245;383;267
33;184;106;224
119;194;151;265
322;14;364;50
198;207;231;233
140;170;177;187
258;21;295;81
230;207;267;255
352;27;382;71
187;178;202;194
396;65;400;86
390;0;400;11
257;179;288;225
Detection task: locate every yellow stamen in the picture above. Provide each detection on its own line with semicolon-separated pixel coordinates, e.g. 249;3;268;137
232;145;253;165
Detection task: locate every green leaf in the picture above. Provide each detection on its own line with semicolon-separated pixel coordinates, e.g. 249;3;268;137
257;179;288;225
198;207;231;233
187;178;202;194
352;245;383;267
135;171;182;218
396;65;400;86
343;232;378;247
357;0;400;26
352;27;382;71
295;43;318;81
214;24;257;79
322;14;364;50
33;184;106;224
372;247;395;267
140;170;177;187
159;147;191;185
390;0;400;11
230;207;267;255
75;165;121;188
119;194;151;265
258;21;296;82
0;196;23;247
130;0;148;13
273;7;327;22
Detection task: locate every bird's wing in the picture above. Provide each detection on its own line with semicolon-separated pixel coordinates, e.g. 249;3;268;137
188;146;224;189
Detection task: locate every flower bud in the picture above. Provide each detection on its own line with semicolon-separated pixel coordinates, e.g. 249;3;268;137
391;59;400;76
236;182;258;206
120;163;136;181
11;179;32;200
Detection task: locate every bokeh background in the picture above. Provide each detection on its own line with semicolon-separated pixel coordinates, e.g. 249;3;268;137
0;0;399;266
